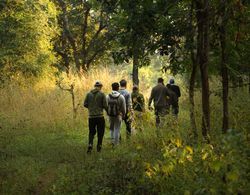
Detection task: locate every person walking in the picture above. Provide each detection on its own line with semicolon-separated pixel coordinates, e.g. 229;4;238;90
166;83;178;115
84;81;107;154
131;85;145;112
107;82;126;146
168;78;181;116
131;85;145;131
119;79;132;138
148;78;171;127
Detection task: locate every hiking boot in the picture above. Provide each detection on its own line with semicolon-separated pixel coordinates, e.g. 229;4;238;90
87;146;92;154
97;145;102;152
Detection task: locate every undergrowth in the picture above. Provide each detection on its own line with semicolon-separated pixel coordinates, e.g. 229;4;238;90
0;70;249;194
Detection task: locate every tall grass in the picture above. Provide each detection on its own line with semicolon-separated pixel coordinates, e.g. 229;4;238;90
0;67;249;194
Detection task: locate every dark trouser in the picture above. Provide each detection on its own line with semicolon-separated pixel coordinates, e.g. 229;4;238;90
88;117;105;151
123;112;132;137
172;106;179;116
155;107;168;127
171;103;179;116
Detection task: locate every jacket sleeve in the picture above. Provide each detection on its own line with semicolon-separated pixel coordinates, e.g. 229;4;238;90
103;93;108;112
83;93;89;108
177;86;181;97
166;88;171;97
120;95;126;116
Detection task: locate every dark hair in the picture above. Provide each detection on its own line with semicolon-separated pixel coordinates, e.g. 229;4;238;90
119;79;127;87
158;77;164;83
132;85;139;91
166;84;171;88
112;82;119;91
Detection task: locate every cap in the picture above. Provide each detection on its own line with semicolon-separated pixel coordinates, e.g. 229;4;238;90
94;81;103;87
169;78;175;84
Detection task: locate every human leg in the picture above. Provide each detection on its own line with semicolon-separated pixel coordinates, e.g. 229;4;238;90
96;117;105;152
88;118;97;153
114;116;122;145
109;117;115;145
172;104;179;117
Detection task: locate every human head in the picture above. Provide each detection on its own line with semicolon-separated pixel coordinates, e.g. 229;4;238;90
119;79;127;88
94;81;103;89
132;85;139;92
169;78;175;84
112;82;119;91
158;77;164;84
166;84;171;89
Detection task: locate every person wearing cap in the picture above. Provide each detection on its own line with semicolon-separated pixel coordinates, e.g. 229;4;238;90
148;78;172;128
168;78;181;116
131;85;145;112
119;79;132;138
84;81;107;154
131;85;145;131
107;82;126;146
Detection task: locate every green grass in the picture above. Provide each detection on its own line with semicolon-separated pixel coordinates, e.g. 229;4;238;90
0;77;249;194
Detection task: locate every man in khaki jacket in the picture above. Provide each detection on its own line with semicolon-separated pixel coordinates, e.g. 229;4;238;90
84;81;107;154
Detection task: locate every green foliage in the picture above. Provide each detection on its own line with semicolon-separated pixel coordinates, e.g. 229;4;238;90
0;0;58;80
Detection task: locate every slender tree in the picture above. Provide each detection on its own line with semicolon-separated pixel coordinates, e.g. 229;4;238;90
188;0;198;139
195;0;210;139
218;0;229;133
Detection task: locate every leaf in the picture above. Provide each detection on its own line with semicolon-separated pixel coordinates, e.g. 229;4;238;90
210;160;222;172
226;171;239;181
185;146;193;154
175;138;182;147
202;152;209;160
184;190;191;195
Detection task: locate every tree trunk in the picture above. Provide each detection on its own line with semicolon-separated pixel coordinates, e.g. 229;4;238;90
249;73;250;93
81;1;90;71
133;47;139;86
219;0;229;133
188;0;198;139
58;0;81;71
195;0;210;139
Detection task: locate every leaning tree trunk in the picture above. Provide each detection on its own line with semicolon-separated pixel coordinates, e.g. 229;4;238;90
132;47;139;86
219;0;229;133
188;0;198;140
195;0;210;139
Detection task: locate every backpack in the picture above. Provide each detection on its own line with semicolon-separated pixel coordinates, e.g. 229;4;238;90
107;94;120;116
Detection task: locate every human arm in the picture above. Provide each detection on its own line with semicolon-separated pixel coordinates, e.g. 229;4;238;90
83;93;89;108
102;93;108;112
177;86;181;97
120;95;126;117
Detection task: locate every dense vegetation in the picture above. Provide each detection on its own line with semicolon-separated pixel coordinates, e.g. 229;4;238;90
0;0;249;194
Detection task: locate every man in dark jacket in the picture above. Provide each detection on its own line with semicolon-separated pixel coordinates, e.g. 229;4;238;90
168;79;181;116
148;78;171;127
84;81;107;154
